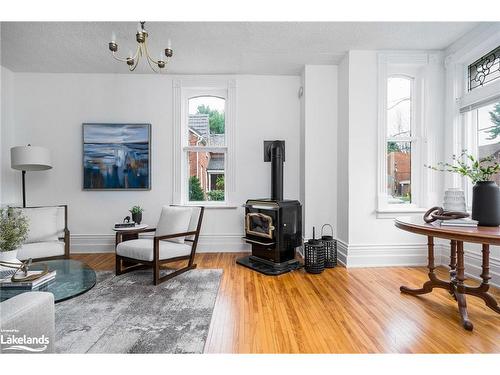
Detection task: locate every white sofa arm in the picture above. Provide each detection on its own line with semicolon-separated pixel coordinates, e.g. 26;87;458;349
0;292;55;353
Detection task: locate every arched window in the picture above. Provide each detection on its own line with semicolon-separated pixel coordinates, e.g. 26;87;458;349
377;54;428;216
183;91;229;204
386;75;414;204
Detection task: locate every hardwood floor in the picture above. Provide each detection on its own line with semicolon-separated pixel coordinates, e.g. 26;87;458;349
71;252;500;353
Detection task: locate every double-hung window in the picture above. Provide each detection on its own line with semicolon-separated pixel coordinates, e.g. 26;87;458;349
184;91;227;204
386;74;416;205
377;53;428;215
173;79;235;207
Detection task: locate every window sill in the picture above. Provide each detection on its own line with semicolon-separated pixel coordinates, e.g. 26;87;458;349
181;203;239;209
376;207;428;219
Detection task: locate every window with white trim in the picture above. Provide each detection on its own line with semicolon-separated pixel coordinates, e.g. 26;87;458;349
377;55;426;213
386;75;415;204
183;91;228;204
173;79;235;207
459;45;500;207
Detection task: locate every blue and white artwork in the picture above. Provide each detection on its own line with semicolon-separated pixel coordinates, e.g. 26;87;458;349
83;124;151;190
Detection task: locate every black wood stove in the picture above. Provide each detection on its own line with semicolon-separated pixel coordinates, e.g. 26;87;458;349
236;140;302;275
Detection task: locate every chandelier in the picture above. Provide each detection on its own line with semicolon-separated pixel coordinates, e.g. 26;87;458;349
108;21;173;73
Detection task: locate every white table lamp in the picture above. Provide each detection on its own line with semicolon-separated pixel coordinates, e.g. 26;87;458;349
10;145;52;207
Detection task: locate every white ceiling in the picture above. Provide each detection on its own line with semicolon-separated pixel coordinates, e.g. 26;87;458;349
0;22;482;75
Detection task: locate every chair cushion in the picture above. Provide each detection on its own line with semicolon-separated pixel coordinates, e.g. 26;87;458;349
116;239;192;262
17;241;65;261
156;206;192;244
20;207;59;243
186;206;202;241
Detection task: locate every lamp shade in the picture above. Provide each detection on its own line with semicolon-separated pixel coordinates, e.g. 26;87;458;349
10;145;52;171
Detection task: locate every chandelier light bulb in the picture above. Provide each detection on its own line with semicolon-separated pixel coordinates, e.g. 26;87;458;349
111;32;116;43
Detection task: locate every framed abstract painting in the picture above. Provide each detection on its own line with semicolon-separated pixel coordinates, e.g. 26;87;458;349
82;123;151;190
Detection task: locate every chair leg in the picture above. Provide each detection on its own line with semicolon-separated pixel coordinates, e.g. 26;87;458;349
153;259;160;285
115;255;122;275
155;264;196;285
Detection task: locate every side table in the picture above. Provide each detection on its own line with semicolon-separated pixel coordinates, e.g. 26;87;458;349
112;224;149;247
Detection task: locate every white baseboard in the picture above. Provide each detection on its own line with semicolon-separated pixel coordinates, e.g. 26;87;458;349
337;240;348;267
70;234;250;254
342;242;431;268
70;234;500;287
340;241;500;287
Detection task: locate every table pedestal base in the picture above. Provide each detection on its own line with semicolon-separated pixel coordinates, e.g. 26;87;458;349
400;237;499;331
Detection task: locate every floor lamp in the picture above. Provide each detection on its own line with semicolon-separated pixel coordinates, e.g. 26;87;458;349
10;145;52;208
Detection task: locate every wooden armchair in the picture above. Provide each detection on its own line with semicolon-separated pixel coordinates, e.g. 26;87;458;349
115;205;204;285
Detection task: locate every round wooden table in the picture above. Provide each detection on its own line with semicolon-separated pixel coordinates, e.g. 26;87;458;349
395;216;500;331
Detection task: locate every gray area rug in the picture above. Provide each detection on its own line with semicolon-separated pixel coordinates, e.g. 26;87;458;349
54;269;222;353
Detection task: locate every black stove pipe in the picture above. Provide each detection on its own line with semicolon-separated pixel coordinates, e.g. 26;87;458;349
270;141;284;201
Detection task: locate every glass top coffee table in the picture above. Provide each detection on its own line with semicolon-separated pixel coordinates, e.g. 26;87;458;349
0;259;96;303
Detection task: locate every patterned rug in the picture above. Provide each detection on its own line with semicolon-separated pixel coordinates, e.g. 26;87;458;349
55;269;222;353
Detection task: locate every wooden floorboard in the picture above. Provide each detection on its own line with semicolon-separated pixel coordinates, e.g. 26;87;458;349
71;252;500;353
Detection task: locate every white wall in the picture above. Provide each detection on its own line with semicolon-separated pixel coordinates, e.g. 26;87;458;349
301;65;338;240
337;54;349;250
340;50;445;267
0;66;18;205
5;73;301;252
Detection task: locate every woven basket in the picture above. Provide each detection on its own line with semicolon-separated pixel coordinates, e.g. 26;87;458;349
321;224;337;268
304;239;325;274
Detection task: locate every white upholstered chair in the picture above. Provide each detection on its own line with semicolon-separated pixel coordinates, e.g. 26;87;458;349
115;205;204;285
16;205;70;261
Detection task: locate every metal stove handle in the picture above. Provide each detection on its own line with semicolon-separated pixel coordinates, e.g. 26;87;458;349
242;237;275;246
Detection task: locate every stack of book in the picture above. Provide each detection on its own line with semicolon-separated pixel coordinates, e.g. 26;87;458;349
440;218;478;227
114;222;136;229
0;270;57;290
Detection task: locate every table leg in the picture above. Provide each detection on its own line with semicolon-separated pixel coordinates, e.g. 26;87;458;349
454;241;473;331
449;240;457;299
463;244;500;314
400;236;449;295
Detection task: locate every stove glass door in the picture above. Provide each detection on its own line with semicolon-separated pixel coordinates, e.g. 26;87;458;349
246;213;275;239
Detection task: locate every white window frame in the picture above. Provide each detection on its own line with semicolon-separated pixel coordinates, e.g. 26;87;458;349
377;53;429;217
172;78;236;207
445;27;500;209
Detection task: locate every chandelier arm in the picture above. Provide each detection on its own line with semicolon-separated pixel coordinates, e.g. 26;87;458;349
128;47;142;71
132;44;141;61
111;51;130;63
143;39;161;65
145;53;160;73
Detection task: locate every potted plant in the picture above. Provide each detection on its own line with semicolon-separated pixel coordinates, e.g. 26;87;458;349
427;151;500;226
129;205;144;225
0;207;29;267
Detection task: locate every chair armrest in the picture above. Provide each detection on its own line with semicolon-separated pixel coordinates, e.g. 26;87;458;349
154;231;197;241
116;227;157;245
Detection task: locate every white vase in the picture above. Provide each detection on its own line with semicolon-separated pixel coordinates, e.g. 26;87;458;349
443;188;467;212
0;249;22;271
